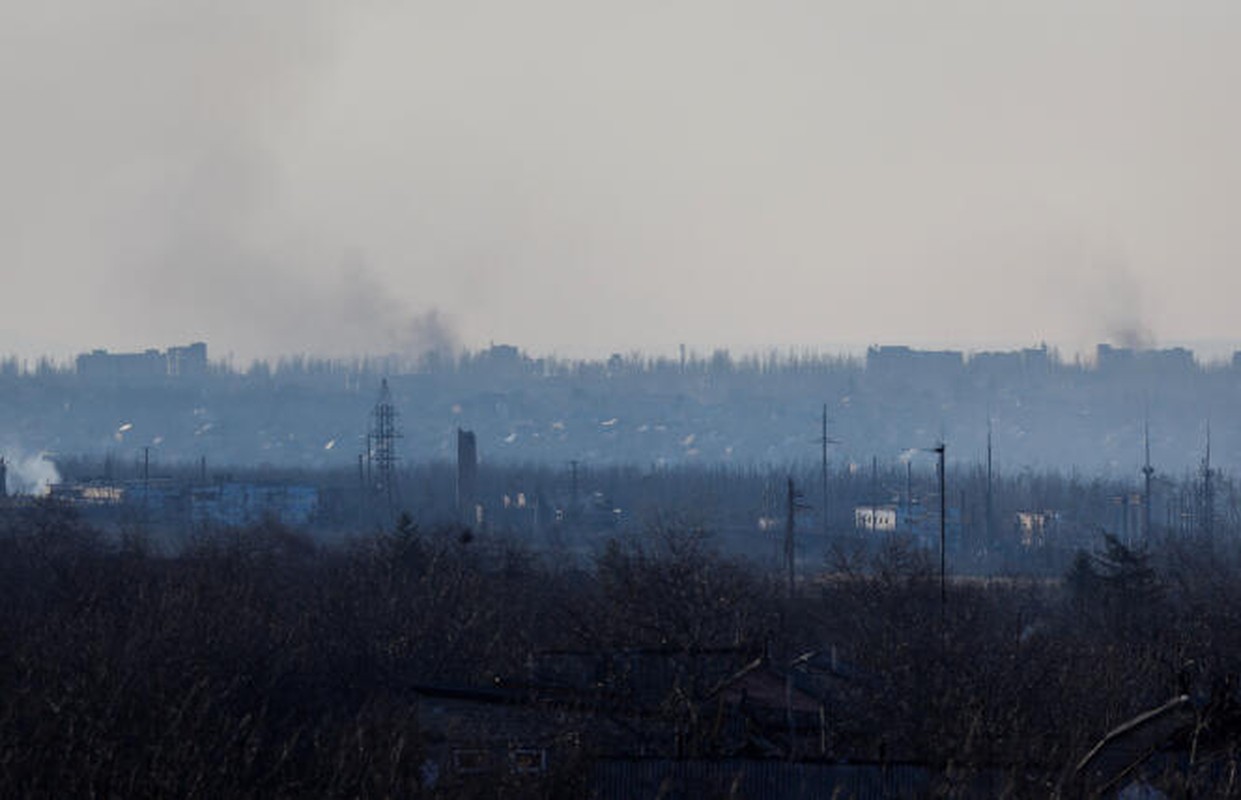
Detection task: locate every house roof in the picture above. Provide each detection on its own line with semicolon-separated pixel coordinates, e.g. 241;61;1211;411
708;657;823;714
1073;695;1196;794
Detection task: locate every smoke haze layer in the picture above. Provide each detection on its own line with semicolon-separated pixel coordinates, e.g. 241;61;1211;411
4;3;1241;362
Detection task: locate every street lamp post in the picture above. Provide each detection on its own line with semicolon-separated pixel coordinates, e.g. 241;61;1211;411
935;443;946;615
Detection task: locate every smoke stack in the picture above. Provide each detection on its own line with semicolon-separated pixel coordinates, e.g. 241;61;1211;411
456;428;478;526
0;456;6;498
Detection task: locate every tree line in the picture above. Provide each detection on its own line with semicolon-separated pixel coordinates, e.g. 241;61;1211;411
2;499;1240;796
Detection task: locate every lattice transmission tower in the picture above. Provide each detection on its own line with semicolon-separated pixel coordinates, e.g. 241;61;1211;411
369;378;401;515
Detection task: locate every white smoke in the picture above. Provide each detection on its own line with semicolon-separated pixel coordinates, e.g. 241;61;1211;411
1;449;61;496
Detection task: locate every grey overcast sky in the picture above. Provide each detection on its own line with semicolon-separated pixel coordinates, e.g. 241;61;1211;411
3;1;1241;364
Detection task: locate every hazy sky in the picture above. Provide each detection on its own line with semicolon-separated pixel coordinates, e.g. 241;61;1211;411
3;2;1241;364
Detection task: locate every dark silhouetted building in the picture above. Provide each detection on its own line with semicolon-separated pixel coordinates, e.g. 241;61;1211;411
75;342;208;380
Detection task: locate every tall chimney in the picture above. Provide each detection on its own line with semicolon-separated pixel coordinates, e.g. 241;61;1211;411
456;429;478;525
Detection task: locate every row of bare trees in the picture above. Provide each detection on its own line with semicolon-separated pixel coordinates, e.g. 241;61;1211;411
3;499;1241;796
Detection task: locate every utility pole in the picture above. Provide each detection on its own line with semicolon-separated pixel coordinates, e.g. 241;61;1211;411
816;404;840;537
785;477;809;598
1203;423;1214;540
570;459;579;519
1142;417;1154;540
905;461;913;527
986;419;994;551
821;405;829;536
142;446;150;520
357;453;366;526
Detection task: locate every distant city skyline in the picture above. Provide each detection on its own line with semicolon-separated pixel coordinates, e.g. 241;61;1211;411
5;4;1241;364
10;335;1241;374
4;331;1239;479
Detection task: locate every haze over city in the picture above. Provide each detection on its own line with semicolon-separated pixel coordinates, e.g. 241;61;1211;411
5;2;1241;363
11;5;1241;796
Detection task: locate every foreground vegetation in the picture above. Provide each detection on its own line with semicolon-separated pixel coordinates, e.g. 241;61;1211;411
2;500;1241;797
